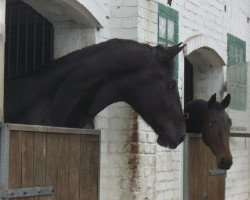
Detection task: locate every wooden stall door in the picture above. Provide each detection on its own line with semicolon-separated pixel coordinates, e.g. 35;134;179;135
189;137;226;200
1;124;100;200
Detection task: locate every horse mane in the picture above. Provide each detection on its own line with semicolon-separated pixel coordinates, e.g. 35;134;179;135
7;38;175;80
184;99;207;134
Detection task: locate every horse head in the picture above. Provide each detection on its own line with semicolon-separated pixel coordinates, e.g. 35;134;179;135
202;93;232;170
89;41;186;149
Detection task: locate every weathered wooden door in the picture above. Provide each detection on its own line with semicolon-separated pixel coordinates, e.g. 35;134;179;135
0;124;100;200
188;136;226;200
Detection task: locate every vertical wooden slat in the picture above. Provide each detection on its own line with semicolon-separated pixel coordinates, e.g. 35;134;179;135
21;131;34;200
57;134;69;200
33;132;46;200
8;131;22;200
207;148;225;200
45;133;58;200
207;148;216;200
89;135;99;200
217;173;225;199
80;135;90;200
189;137;199;200
68;134;81;200
8;131;22;189
198;140;209;200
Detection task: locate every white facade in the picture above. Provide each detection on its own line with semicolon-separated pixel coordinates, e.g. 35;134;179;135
0;0;250;199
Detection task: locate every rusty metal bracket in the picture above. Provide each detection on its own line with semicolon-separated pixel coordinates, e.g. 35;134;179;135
0;186;54;199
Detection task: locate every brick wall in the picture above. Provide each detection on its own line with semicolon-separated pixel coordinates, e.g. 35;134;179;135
226;1;250;200
94;1;139;199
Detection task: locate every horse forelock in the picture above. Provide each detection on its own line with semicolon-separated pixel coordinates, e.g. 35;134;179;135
185;100;207;133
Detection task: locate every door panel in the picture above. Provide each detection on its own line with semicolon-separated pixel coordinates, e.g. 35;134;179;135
189;137;225;200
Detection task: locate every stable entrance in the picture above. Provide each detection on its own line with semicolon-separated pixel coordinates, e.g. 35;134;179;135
1;1;101;199
184;47;227;200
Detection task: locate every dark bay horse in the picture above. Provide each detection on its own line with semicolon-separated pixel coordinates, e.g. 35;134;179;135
5;39;186;149
185;93;232;169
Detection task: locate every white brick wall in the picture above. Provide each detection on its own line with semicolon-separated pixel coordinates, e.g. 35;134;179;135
226;138;250;200
54;25;95;59
95;1;139;199
95;103;135;200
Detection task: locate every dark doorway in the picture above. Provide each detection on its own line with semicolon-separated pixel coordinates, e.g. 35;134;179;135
5;0;54;79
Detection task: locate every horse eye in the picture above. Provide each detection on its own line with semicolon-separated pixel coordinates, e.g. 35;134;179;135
209;122;214;127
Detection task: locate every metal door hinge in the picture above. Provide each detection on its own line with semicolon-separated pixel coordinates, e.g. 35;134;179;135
209;168;227;176
0;186;54;199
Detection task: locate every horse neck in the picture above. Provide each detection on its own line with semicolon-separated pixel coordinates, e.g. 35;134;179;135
185;100;207;133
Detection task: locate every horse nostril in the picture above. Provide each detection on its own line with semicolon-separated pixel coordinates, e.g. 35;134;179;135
220;157;233;169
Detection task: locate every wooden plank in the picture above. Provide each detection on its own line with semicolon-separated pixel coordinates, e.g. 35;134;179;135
8;130;22;200
198;139;208;200
6;124;100;135
21;131;34;200
89;135;99;200
45;133;58;200
57;134;69;200
189;137;199;200
207;147;225;200
80;135;91;200
33;132;46;200
68;134;81;200
0;125;10;190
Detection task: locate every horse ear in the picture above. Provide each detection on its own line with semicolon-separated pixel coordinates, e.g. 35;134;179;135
165;42;185;60
156;43;185;63
208;93;216;107
221;93;231;108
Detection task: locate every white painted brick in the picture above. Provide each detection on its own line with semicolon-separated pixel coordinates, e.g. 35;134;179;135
108;17;122;28
122;17;138;28
110;28;138;39
109;0;123;6
111;6;138;18
124;0;138;7
138;7;148;18
138;0;148;9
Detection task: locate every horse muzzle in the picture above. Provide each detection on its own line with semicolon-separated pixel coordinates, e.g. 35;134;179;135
218;157;233;170
157;134;186;149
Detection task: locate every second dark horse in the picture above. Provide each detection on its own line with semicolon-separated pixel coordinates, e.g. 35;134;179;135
185;94;233;170
5;39;186;149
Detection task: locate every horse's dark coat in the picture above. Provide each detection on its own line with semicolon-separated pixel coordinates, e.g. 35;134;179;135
185;99;207;133
185;94;233;169
5;39;186;148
